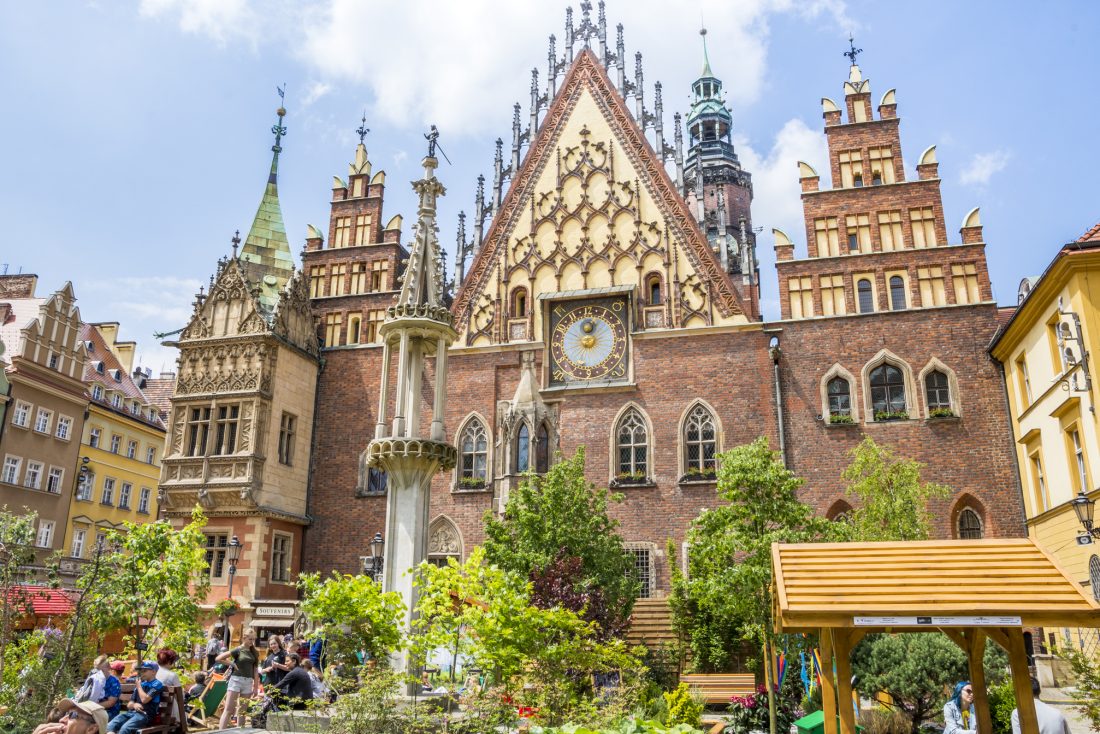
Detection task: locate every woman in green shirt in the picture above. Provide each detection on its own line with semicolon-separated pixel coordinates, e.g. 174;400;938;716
216;628;260;729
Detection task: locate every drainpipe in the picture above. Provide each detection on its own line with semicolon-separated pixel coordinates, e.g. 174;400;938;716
768;335;787;467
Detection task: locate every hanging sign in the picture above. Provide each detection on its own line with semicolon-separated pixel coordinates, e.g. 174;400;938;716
853;615;1022;627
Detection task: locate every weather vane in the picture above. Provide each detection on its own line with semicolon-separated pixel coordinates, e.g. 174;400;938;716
844;35;862;66
272;83;288;152
424;124;451;164
356;110;370;144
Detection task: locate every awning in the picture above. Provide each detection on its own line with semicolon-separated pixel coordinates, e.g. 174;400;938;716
250;618;295;628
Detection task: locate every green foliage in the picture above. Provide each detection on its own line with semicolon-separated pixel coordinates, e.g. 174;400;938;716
829;413;856;425
859;706;912;734
670;438;839;672
298;569;405;664
842;437;951;542
987;680;1016;734
531;717;703;733
663;683;703;729
928;407;956;419
872;411;909;422
727;669;805;734
324;665;437;734
412;548;643;727
1058;645;1100;731
851;633;1009;734
0;508;41;688
80;506;210;660
483;447;638;634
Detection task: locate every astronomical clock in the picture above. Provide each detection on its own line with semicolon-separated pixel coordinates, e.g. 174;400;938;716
547;296;630;386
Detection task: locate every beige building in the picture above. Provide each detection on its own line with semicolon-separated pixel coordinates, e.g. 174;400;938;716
0;275;88;582
62;323;166;562
990;221;1100;654
159;107;319;637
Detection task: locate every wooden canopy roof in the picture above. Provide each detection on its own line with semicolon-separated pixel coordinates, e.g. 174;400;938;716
773;538;1100;632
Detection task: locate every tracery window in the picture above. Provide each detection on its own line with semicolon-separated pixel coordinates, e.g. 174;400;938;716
516;424;530;473
869;364;906;418
684;405;717;474
459;420;488;486
616;409;648;477
535;423;550;474
827;378;852;418
925;370;951;412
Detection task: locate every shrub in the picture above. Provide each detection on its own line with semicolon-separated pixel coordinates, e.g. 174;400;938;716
663;683;703;729
859;707;912;734
987;680;1016;734
1058;645;1100;732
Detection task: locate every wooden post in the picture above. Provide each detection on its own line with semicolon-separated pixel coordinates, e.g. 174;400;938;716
819;629;838;734
1005;628;1038;734
833;630;857;734
964;630;993;734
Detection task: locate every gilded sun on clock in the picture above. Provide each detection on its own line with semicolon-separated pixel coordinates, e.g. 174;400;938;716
548;298;629;385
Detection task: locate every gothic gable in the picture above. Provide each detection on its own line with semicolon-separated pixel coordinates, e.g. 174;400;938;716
181;259;268;341
273;267;320;356
452;48;746;347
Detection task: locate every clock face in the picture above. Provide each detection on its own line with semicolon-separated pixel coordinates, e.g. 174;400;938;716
548;298;629;385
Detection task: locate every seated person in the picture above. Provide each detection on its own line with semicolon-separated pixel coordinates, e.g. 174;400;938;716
272;653;313;710
33;700;109;734
300;660;330;702
185;672;206;702
419;671;438;695
106;662;164;734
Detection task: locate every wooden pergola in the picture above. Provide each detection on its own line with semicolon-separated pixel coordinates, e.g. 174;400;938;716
772;539;1100;734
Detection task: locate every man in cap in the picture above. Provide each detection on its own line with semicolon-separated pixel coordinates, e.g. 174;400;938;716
33;700;109;734
106;662;164;734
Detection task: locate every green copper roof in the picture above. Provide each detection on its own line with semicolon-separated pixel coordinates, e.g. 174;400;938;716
239;107;295;312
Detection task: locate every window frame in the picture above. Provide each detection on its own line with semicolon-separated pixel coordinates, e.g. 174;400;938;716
270;532;293;583
23;460;43;490
682;403;719;477
46;466;64;494
2;455;22;485
33;408;53;434
203;531;230;582
11;401;31;428
957;507;983;540
613;406;650;481
624;542;657;599
55;415;72;441
101;477;116;506
278;412;297;466
138;487;152;514
457;417;490;488
36;520;55;549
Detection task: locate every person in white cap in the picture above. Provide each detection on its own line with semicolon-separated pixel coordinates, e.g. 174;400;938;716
33;700;109;734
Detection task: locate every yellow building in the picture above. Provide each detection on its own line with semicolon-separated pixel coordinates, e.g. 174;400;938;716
63;323;165;559
990;221;1100;654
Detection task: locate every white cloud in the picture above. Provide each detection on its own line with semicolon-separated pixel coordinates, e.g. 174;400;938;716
301;81;332;107
138;0;852;136
959;149;1010;187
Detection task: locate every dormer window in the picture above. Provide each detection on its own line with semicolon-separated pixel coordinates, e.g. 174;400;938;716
93;361;104;374
85;341;95;352
92;385;103;401
111;369;122;382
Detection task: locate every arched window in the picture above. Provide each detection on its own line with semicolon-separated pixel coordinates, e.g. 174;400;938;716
857;279;874;313
925;370;951;413
1090;554;1100;602
459;420;488;486
513;288;527;318
869;364;907;418
958;508;983;539
684;405;717;474
347;315;362;345
889;276;906;311
827;377;852;419
647;276;662;305
366;467;387;494
616;409;648;477
827;500;853;523
516;424;530;473
535;423;550;474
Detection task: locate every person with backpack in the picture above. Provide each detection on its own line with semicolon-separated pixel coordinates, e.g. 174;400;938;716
75;656;109;707
204;629;223;671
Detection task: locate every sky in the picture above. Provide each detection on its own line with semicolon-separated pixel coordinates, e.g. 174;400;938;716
2;1;1098;373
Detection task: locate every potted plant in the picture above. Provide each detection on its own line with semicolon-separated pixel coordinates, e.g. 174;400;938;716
612;470;649;486
928;407;957;419
214;598;241;619
457;476;487;490
829;413;855;425
681;466;718;482
873;409;909;422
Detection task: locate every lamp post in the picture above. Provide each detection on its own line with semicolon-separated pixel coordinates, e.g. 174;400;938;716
1071;490;1098;542
364;532;385;583
225;536;242;646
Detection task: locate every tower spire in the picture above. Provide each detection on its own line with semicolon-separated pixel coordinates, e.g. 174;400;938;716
700;27;713;77
269;84;287;184
397;128;448;309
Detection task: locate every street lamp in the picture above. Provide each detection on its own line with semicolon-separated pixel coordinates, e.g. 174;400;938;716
364;532;384;583
224;536;242;647
1071;490;1097;540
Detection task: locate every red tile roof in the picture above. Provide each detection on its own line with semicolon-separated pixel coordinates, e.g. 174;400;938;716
1078;221;1100;242
5;586;77;617
79;324;165;430
140;375;177;422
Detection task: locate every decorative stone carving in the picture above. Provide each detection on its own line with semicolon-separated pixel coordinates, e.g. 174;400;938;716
429;523;461;556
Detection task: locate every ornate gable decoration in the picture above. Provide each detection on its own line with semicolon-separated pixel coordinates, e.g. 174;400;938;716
453;49;744;343
273;267;320;356
181;259;268;342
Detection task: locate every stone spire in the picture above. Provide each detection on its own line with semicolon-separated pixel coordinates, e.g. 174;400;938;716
239;89;295;313
366;131;458;687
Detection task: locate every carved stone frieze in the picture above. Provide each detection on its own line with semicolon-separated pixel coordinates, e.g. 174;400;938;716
429;523;461;555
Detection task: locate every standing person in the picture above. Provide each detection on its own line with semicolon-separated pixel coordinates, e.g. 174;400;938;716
308;633;327;673
944;681;978;734
1012;678;1072;734
106;662;164;734
216;627;260;730
204;629;222;671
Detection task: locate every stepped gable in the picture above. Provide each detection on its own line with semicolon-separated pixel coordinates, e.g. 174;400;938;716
452;47;745;334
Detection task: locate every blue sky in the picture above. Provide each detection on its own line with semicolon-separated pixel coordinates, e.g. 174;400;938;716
2;1;1097;371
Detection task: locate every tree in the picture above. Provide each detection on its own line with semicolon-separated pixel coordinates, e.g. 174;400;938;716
482;447;637;636
842;437;951;541
298;571;405;665
0;508;41;685
852;633;1008;734
1058;645;1100;731
80;507;211;661
670;437;839;733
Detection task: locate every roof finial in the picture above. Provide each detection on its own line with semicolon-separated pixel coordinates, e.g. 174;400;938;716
844;34;863;66
700;27;713;77
269;84;288;183
356;111;370;144
231;229;241;258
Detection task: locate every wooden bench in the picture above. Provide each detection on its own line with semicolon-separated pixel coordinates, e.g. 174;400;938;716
119;684;187;734
680;673;757;706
